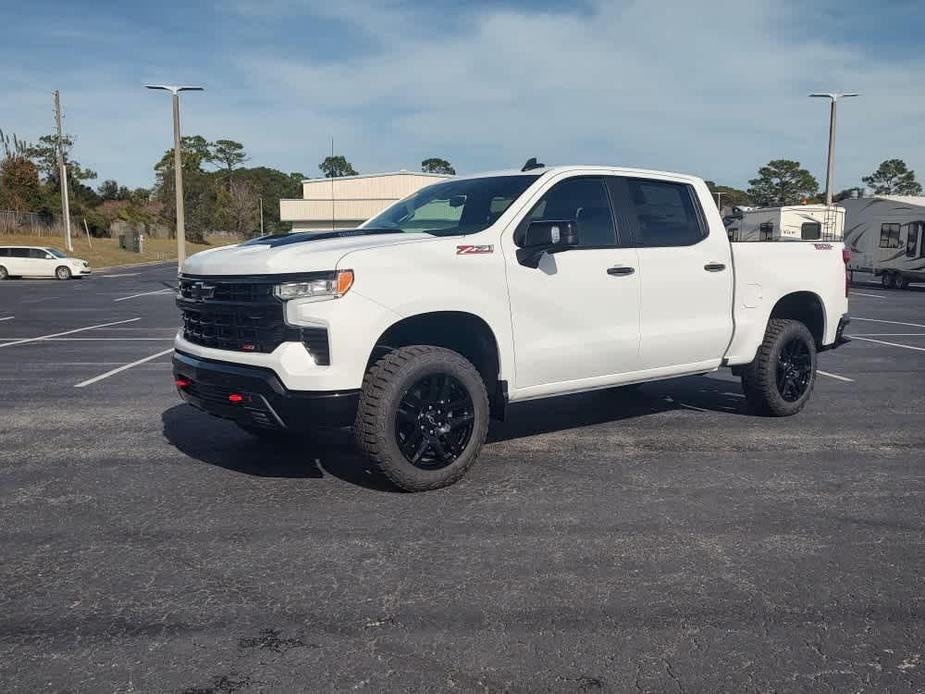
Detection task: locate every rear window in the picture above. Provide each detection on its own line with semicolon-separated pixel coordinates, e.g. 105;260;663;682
801;222;821;240
608;177;706;247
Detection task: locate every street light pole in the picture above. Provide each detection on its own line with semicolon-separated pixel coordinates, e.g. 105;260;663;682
810;92;859;206
258;196;264;236
145;84;203;270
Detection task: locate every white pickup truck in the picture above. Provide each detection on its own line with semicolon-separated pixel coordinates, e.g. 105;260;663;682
172;165;850;491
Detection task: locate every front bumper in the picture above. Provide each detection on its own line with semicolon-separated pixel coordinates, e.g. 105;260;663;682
172;350;359;431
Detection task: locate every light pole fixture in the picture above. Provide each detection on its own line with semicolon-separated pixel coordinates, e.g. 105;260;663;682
809;92;859;206
145;84;204;270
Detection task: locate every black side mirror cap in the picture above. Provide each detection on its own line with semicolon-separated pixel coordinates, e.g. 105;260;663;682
516;220;579;268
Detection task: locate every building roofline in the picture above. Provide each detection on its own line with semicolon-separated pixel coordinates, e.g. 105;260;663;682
302;170;454;184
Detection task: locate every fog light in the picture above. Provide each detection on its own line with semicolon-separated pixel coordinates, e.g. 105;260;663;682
228;393;245;403
175;376;191;389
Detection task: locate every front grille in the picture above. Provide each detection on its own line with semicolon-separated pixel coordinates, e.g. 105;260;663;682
177;276;299;353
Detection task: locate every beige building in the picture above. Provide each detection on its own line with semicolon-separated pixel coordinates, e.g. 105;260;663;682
279;171;452;232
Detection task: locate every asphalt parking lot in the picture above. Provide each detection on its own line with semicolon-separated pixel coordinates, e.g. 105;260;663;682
1;264;923;692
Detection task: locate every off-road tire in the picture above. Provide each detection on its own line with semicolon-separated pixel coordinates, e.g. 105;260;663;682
55;265;72;280
354;345;490;491
741;319;817;417
0;265;8;280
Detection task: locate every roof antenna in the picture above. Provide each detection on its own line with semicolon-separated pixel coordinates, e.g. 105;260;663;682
521;157;545;172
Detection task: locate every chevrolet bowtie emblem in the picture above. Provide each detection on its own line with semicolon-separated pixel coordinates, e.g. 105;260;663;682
189;281;215;301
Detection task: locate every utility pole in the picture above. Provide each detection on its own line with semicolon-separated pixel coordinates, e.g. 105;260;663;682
53;91;74;252
810;92;860;206
145;84;204;270
258;196;264;236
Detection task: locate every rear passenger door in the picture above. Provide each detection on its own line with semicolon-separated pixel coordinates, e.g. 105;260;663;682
7;248;33;276
608;176;733;372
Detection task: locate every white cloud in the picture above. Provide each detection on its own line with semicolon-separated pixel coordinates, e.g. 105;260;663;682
3;0;923;191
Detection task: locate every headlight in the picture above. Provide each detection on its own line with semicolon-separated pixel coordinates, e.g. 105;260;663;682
274;270;354;301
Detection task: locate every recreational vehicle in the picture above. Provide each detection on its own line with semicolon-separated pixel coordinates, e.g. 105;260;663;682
725;205;844;243
841;196;925;288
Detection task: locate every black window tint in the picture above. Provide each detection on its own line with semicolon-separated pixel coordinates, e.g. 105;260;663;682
615;178;706;247
29;248;49;259
10;248;29;258
521;177;616;247
0;248;8;257
880;223;901;248
801;222;821;240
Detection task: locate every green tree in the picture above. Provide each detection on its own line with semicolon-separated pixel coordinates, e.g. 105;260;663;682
154;135;212;174
153;135;216;243
319;155;357;178
233;166;303;234
0;129;43;212
747;160;818;206
421;157;455;175
25;134;96;186
98;179;131;201
862;159;923;196
705;180;751;208
209;139;249;180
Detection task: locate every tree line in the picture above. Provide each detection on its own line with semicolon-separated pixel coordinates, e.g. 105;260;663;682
1;123;919;240
709;157;922;208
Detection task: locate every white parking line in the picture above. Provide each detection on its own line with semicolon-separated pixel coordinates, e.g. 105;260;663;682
0;318;141;349
113;288;175;302
0;316;13;321
849;336;925;353
74;348;174;388
44;337;174;341
850;292;886;299
97;272;140;278
817;370;854;382
851;317;925;329
850;333;925;337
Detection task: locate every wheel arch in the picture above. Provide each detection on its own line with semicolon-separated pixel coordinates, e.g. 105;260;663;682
768;291;826;348
367;311;506;418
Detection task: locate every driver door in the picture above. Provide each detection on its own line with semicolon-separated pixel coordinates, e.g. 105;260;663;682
502;175;641;394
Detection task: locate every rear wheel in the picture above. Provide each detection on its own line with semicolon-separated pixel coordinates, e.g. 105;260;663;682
898;275;911;289
0;266;8;280
881;272;893;289
741;319;816;417
355;345;490;491
55;265;72;280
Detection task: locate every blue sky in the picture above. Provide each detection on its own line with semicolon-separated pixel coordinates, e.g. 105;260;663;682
2;0;924;191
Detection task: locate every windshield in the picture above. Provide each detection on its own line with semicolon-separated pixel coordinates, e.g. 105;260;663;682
364;175;541;236
45;248;68;258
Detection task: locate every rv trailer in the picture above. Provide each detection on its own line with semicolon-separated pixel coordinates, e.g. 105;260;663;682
841;196;925;289
725;205;844;242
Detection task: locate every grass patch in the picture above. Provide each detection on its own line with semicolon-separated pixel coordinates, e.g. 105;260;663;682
0;234;239;269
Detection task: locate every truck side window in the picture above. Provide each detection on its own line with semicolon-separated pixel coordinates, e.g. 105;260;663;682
801;222;821;240
519;177;617;247
880;223;901;248
609;178;706;247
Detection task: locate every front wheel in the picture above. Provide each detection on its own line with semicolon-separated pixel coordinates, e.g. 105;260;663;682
741;319;817;417
355;345;490;491
55;266;72;280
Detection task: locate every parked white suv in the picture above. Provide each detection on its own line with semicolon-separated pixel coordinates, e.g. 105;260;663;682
172;164;850;491
0;246;91;280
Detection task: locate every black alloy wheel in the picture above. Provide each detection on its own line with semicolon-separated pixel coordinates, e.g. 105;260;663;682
776;338;812;402
395;372;475;469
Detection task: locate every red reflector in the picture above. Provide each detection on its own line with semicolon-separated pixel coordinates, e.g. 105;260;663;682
241;344;256;352
175;377;191;389
228;393;245;403
842;248;850;265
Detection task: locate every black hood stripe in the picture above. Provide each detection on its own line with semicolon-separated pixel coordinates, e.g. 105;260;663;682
241;228;405;248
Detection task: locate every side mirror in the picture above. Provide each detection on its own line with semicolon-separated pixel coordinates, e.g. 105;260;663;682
516;220;579;268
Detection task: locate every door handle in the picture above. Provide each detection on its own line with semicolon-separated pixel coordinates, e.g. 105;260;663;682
607;266;635;276
704;262;726;272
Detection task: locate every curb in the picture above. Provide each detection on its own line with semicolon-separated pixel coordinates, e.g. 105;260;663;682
94;259;178;273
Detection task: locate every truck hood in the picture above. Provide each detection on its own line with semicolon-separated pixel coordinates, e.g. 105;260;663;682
181;230;430;276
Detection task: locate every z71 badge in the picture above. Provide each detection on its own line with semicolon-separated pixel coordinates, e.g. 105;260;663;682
456;244;494;255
